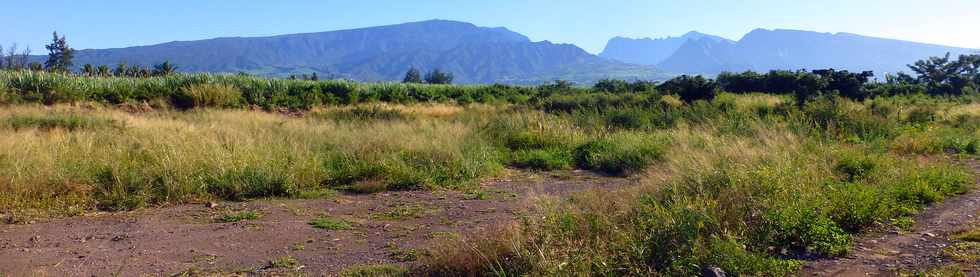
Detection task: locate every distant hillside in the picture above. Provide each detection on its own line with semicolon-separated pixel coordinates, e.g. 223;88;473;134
599;31;733;65
606;29;979;76
49;20;669;84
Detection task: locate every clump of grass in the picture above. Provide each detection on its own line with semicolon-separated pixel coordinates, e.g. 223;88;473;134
318;106;413;122
172;83;242;109
373;204;432;221
954;228;980;243
510;148;572;171
308;216;353;230
267;256;302;270
3;113;121;131
573;132;669;176
219;210;260;223
340;264;407;277
389;246;421;262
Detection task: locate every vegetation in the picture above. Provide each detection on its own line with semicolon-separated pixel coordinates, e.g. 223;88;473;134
417;94;977;276
43;32;75;73
309;216;354;230
219;210;260;223
0;52;977;275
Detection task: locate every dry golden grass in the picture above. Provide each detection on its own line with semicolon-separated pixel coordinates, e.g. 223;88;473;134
0;105;501;215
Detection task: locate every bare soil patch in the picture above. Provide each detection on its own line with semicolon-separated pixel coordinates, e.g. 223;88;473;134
0;170;634;276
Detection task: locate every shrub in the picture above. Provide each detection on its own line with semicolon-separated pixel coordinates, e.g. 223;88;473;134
605;108;652;130
658;75;718;103
834;153;877;182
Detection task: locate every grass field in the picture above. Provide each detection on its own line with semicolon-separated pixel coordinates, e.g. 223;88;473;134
0;71;978;275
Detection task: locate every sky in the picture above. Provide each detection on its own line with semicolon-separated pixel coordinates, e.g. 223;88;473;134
1;0;978;55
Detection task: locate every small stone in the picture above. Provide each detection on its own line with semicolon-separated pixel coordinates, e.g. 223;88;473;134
205;202;219;209
701;266;727;277
923;232;937;238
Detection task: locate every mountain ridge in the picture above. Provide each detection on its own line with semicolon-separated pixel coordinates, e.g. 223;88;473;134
43;19;669;84
605;28;978;76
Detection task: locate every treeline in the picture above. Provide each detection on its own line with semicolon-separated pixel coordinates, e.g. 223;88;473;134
1;55;977;111
1;32;180;78
716;53;980;103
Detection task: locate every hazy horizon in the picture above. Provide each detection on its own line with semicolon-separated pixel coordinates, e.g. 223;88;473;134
2;0;978;55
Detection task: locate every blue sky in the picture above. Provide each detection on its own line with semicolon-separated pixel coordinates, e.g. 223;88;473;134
1;0;977;54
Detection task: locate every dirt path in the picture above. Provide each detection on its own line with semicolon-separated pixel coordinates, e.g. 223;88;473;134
801;159;980;276
0;170;634;276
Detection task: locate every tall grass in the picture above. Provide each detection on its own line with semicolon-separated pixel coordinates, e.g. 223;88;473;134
0;105;506;214
0;85;976;275
417;95;978;276
0;71;544;109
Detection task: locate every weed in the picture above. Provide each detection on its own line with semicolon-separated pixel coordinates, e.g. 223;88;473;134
3;113;120;131
308;216;353;230
267;256;302;270
339;264;408;277
219;210;260;223
573;132;668;176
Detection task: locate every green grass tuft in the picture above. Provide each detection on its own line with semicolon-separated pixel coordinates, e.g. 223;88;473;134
308;216;353;230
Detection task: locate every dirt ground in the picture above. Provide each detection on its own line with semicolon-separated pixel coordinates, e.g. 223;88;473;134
2;159;978;276
801;159;980;276
0;170;634;276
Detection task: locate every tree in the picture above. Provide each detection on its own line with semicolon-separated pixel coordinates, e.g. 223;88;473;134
152;61;177;76
310;72;319;81
127;65;149;77
793;72;829;107
908;53;980;95
0;45;4;69
593;79;630;93
812;69;874;100
403;68;422;83
657;75;718;103
81;64;95;76
97;65;111;77
718;71;766;93
4;44;30;70
44;31;75;72
28;62;43;71
114;63;127;76
424;69;454;84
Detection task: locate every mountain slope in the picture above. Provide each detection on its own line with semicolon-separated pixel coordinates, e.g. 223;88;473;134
599;31;732;65
657;29;979;75
59;20;668;83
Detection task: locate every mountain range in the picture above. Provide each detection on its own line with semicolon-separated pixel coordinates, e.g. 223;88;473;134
602;29;979;76
33;20;980;83
55;20;667;84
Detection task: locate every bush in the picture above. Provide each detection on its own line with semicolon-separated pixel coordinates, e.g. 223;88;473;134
658;75;718;103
